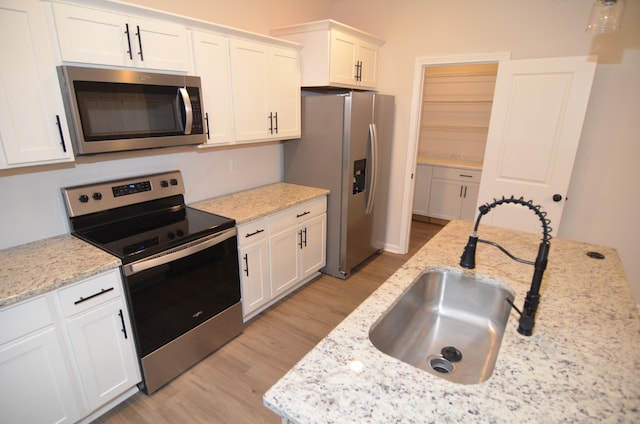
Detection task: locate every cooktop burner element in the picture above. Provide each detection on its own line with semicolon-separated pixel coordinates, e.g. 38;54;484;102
62;170;235;263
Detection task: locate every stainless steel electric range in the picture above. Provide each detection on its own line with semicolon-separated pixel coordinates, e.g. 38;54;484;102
62;170;243;394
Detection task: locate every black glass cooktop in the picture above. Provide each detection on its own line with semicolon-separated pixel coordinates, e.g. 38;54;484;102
73;205;235;263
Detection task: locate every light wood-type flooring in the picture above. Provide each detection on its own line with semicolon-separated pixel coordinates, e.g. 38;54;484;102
94;220;443;424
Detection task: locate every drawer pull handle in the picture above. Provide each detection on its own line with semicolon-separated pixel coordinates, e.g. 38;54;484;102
118;309;128;339
296;211;311;218
459;174;473;178
74;287;114;305
245;229;265;238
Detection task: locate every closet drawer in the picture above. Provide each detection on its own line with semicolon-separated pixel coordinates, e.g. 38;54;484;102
432;166;481;183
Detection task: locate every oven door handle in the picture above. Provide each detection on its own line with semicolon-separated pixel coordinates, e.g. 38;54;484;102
122;227;236;276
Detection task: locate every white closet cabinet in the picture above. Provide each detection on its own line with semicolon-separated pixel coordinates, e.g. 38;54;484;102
271;20;383;90
52;2;190;72
229;38;300;142
428;167;482;221
413;164;433;216
0;0;74;168
191;31;235;145
0;297;84;424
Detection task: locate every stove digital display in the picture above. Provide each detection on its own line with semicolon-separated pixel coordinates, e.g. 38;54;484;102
113;180;152;197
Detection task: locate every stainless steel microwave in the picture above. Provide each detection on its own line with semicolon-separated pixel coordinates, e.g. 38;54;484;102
57;66;206;155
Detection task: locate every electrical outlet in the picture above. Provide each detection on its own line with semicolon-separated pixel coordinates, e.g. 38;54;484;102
229;158;239;173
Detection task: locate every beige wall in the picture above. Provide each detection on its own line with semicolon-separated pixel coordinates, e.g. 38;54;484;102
326;0;640;308
125;0;640;307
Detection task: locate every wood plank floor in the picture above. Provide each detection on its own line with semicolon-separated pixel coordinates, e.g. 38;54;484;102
94;220;443;424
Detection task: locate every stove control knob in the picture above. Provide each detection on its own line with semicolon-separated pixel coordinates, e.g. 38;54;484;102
170;178;178;186
160;180;169;188
78;194;89;203
92;192;102;201
167;232;175;240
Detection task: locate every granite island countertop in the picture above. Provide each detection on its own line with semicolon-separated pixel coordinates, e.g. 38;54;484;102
191;182;329;224
0;235;121;308
264;220;640;423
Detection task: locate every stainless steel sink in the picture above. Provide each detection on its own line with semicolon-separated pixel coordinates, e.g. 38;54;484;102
369;269;514;384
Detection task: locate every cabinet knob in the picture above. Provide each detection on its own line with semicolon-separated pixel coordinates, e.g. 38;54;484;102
552;194;563;202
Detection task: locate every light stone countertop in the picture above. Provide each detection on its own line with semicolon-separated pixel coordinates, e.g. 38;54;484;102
0;235;121;308
191;182;329;224
417;156;483;171
0;182;327;309
264;220;640;423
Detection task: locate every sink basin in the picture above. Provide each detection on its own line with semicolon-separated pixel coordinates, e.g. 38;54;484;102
369;269;514;384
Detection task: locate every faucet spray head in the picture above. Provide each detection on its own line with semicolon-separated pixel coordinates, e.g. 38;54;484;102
460;234;478;269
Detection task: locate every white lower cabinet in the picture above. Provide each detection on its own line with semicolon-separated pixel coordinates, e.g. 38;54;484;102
237;219;270;318
0;297;84;424
269;197;326;298
238;197;327;321
0;269;140;423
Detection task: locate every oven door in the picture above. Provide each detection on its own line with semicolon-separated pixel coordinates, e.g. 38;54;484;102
122;228;241;358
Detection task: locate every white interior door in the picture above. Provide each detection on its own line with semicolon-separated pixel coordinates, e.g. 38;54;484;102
477;56;596;235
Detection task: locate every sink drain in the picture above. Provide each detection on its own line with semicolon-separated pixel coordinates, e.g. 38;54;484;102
441;346;462;362
429;357;453;374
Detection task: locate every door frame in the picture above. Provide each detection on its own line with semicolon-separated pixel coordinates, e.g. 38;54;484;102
399;52;511;253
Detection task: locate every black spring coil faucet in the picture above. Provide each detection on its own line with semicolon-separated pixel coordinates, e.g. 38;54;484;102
459;195;552;336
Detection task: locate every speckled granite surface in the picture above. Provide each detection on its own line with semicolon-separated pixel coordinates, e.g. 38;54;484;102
417;156;483;170
264;220;640;423
191;182;329;224
0;235;120;308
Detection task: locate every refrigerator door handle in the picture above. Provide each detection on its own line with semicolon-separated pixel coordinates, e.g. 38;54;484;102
366;123;378;215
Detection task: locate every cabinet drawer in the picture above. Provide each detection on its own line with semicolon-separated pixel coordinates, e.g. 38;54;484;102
237;218;267;247
0;296;53;345
58;270;122;317
432;166;482;183
268;197;327;234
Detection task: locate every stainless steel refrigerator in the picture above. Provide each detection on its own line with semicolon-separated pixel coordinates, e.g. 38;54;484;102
283;91;395;279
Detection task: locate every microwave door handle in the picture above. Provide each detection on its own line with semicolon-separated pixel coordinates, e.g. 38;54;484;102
178;87;193;134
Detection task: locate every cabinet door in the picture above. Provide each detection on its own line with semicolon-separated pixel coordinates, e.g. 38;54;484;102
65;299;140;410
268;46;301;140
192;31;234;145
357;40;379;89
428;179;463;220
0;327;84;424
133;16;190;72
53;3;189;72
230;39;270;142
460;183;480;221
0;0;74;168
239;239;270;317
300;214;327;280
53;3;132;67
329;30;358;86
413;165;432;215
269;226;300;297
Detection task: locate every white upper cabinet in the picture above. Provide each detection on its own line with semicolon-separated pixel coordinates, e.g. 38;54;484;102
0;0;74;168
191;31;235;145
230;38;300;142
52;2;190;72
271;20;383;90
